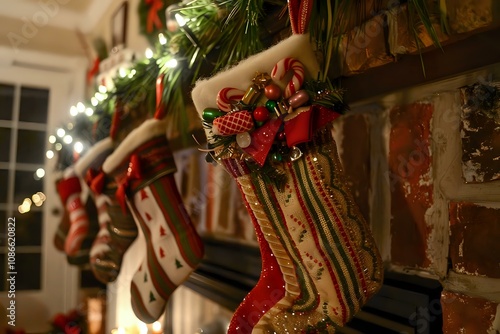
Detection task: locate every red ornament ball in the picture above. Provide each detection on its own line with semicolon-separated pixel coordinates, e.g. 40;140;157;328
264;83;282;100
253;106;270;122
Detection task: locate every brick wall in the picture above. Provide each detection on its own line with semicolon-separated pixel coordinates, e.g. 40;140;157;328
335;64;500;332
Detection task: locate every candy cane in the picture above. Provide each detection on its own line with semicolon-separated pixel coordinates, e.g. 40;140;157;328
217;87;245;112
271;57;305;99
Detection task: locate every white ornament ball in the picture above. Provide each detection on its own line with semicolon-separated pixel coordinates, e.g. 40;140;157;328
236;132;252;148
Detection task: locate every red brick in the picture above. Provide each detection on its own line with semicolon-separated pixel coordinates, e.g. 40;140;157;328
449;202;500;278
441;290;498;333
388;103;433;268
338;114;371;223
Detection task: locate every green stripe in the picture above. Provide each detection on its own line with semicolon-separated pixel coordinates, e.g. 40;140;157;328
150;178;202;268
130;281;157;323
293;153;360;316
318;142;380;283
249;172;318;312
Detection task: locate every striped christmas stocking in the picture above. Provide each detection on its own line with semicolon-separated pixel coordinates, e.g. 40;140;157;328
103;118;204;323
222;129;383;333
75;138;137;283
191;33;383;333
56;169;96;266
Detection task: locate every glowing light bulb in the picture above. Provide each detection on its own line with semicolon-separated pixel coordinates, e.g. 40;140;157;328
74;141;84;153
166;58;178;68
85;108;94;116
138;322;148;334
36;168;45;179
119;67;127;78
175;13;187;27
48;135;56;144
145;48;154;59
98;85;107;93
158;33;167;45
56;128;65;138
55;143;62;151
70;106;78;116
63;135;73;144
46;150;54;159
152;321;162;333
91;97;98;106
77;102;85;113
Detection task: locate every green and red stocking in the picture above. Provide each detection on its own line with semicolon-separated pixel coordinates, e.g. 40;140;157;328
103;118;204;323
192;33;383;333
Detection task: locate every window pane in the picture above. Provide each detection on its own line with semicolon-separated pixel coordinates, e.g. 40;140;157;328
19;87;49;124
15;211;42;247
0;84;14;121
0;128;11;162
16;252;41;290
14;171;43;204
16;129;46;164
0;170;8;203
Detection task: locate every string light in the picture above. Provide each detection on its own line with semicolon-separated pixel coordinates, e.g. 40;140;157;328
77;102;85;113
46;150;54;159
55;143;62;151
74;141;84;153
98;85;107;93
63;135;73;144
166;59;178;68
48;135;56;144
145;48;154;59
91;97;98;106
119;67;127;78
36;168;45;179
70;106;78;116
175;13;187;27
56;128;65;138
158;33;167;45
85;108;94;116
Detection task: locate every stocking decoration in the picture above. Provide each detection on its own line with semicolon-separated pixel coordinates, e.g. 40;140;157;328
75;137;136;283
56;168;98;266
192;31;383;332
102;118;204;323
53;172;70;253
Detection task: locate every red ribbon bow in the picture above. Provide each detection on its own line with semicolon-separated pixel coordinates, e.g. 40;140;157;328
86;169;106;195
145;0;164;33
116;154;143;212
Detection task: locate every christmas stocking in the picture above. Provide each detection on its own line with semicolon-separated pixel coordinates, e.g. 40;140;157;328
102;118;204;323
53;171;70;253
192;34;383;333
56;168;96;266
75;137;137;283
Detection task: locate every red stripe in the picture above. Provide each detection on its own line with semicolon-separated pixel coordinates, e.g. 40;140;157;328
306;155;368;299
287;161;348;323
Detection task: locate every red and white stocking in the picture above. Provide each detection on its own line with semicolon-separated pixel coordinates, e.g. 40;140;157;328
103;119;204;323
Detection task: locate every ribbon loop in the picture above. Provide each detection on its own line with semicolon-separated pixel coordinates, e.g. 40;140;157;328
145;0;164;33
116;154;143;212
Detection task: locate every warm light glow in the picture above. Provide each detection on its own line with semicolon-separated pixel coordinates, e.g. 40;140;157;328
77;102;85;113
85;108;94;116
70;106;78;116
56;128;65;138
175;13;187;27
55;143;62;151
95;92;107;102
145;48;154;59
152;321;162;333
138;322;148;334
19;197;32;214
91;97;98;106
166;58;178;68
74;141;84;153
48;135;56;144
67;123;74;130
63;135;73;144
158;33;167;45
46;150;54;159
119;67;127;78
36;168;45;179
128;69;137;79
37;192;46;201
98;85;107;94
32;193;41;203
117;328;126;334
